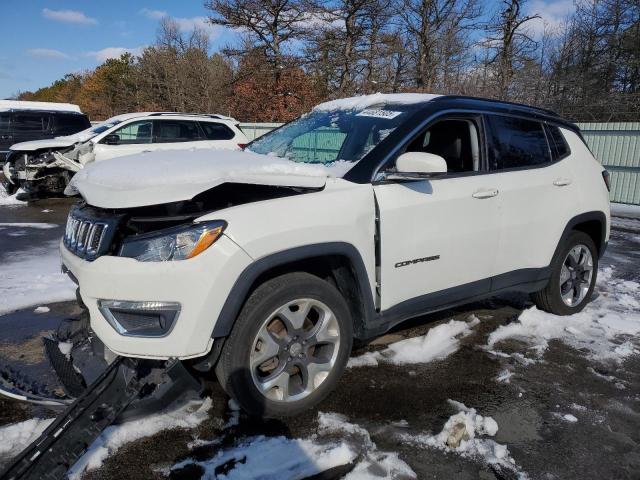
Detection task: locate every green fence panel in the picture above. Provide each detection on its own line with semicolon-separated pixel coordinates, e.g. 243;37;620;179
577;123;640;205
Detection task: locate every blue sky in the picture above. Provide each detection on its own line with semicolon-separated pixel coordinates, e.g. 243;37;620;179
0;0;573;99
0;1;240;98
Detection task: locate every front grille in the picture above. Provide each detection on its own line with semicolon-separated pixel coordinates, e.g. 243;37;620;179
63;205;122;261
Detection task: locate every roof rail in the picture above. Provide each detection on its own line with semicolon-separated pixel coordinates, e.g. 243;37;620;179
146;112;233;120
435;95;560;117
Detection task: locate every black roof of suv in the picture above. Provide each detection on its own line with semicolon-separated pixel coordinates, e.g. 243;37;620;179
0;109;91;161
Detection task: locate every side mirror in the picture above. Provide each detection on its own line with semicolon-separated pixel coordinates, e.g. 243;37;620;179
396;152;447;175
103;134;120;145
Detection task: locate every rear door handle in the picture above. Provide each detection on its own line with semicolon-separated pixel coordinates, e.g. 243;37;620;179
553;178;572;187
472;188;499;199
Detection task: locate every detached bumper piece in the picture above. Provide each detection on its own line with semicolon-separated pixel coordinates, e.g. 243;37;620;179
0;359;202;480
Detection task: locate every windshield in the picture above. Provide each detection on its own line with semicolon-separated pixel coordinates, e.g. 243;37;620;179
63;118;124;141
247;104;418;174
89;118;123;135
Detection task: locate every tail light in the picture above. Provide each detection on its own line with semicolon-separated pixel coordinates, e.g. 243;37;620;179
237;143;247;149
602;170;611;192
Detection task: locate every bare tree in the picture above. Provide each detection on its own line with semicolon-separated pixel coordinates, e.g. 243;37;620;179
485;0;539;99
396;0;481;91
206;0;306;80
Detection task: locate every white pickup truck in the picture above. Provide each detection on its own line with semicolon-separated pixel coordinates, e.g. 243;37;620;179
59;93;610;417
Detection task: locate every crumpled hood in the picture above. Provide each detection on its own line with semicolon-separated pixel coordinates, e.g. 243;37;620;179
69;149;347;208
10;132;92;152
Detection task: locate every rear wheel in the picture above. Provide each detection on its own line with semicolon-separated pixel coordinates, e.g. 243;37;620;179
532;231;598;315
215;272;353;417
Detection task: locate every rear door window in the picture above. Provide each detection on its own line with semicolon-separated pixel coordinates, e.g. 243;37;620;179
199;122;235;141
153;120;202;143
487;115;551;170
13;113;49;132
110;120;153;144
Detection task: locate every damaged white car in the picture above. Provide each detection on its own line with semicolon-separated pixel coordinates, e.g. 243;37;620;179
3;112;248;198
0;95;611;479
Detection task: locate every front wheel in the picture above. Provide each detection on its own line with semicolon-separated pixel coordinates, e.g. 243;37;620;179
532;231;598;315
215;272;353;417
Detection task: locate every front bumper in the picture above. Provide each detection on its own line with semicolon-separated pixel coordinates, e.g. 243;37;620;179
60;235;253;360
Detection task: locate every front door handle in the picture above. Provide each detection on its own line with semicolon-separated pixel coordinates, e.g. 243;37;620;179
553;178;572;187
472;188;499;199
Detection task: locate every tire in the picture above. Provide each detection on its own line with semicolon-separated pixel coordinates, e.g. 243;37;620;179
2;181;17;195
1;165;17;195
531;231;598;315
215;272;353;417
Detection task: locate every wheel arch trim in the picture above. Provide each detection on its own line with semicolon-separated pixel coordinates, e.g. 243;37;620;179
210;242;375;338
555;211;608;260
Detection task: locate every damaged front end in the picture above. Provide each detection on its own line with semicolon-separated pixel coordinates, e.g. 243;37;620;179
5;142;94;198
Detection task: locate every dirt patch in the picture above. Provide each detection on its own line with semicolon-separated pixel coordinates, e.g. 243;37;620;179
0;335;47;364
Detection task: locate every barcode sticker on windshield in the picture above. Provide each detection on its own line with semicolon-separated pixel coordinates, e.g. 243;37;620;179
356;109;402;119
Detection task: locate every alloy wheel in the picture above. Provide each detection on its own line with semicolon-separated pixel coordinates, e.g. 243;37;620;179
249;298;340;402
559;244;594;307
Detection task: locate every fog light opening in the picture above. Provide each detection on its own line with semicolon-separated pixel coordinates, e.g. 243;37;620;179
98;300;180;337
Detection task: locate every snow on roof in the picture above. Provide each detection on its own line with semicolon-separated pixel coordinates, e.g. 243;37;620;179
0;100;82;113
91;112;237;123
314;93;441;112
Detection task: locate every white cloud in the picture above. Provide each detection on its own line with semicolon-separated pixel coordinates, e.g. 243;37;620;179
140;8;222;39
140;8;167;20
526;0;575;37
27;48;70;59
87;47;145;63
174;16;219;35
42;8;97;25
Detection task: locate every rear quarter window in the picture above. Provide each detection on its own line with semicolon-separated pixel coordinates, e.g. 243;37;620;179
546;125;571;160
200;122;235;140
487;115;551;170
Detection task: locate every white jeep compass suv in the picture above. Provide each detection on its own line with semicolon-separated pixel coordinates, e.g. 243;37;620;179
59;94;610;417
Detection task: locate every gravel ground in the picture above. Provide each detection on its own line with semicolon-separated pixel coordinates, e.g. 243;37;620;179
0;197;638;479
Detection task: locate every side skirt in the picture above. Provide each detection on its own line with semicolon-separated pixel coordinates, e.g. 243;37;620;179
359;267;550;340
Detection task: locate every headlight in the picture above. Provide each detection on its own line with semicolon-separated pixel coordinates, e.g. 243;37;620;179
119;221;226;262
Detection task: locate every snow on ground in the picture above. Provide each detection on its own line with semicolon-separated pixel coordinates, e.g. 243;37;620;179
171;435;357;480
0;186;26;205
348;316;479;367
611;202;640;219
553;413;579;423
487;267;640;363
0;223;58;229
611;216;640;232
318;412;416;479
398;400;526;479
0;418;54;461
0;237;76;315
171;411;416;479
67;397;212;479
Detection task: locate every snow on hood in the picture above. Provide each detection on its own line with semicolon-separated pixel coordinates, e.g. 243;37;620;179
314;92;441;112
69;149;347;208
10;136;87;152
